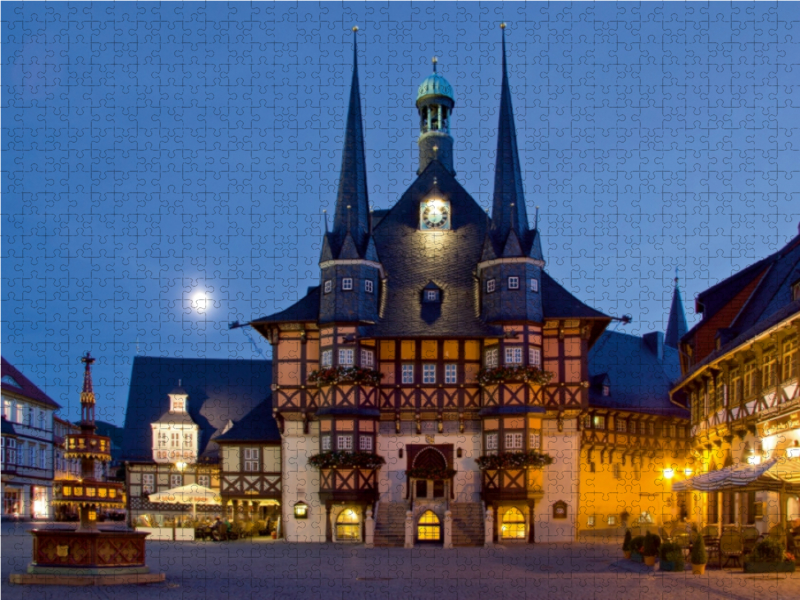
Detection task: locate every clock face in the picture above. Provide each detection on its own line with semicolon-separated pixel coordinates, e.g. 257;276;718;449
420;199;451;230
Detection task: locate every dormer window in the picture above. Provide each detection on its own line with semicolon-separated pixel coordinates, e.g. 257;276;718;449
530;278;539;293
422;282;442;303
425;290;439;302
342;278;353;291
508;276;519;290
602;385;610;397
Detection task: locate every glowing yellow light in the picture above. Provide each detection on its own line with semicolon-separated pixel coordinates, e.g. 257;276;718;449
684;468;693;477
663;468;675;479
176;461;187;471
787;442;800;459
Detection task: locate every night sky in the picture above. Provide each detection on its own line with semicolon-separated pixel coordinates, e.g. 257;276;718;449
3;2;799;425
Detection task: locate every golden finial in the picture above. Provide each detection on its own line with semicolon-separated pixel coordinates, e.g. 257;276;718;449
500;23;506;29
352;26;359;32
432;56;438;72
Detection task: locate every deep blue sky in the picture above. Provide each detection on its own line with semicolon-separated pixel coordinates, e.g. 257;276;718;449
3;2;799;425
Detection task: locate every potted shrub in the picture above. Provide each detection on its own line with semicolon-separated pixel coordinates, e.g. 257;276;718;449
630;535;646;563
691;533;707;575
659;542;685;572
643;532;659;566
623;529;632;559
744;538;796;573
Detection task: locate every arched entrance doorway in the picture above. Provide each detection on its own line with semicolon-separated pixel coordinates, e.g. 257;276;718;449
417;510;442;543
412;447;449;499
500;507;526;540
335;508;361;541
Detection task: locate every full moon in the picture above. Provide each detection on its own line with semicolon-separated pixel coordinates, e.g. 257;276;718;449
191;291;210;312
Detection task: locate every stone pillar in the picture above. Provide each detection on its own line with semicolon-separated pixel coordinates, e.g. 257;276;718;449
443;510;453;549
364;507;375;548
484;507;494;547
404;510;414;548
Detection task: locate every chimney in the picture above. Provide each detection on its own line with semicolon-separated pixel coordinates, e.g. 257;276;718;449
643;331;664;361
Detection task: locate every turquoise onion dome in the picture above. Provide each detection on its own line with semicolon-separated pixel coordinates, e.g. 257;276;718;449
416;60;454;105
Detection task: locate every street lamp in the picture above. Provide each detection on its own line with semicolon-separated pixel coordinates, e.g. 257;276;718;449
663;468;675;479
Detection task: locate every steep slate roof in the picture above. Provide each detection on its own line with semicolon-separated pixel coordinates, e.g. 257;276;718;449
1;356;61;409
121;356;273;463
588;330;688;418
215;398;281;444
540;272;608;320
250;286;320;325
368;161;502;337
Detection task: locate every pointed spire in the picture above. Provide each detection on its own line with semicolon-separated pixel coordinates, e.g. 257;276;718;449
329;26;370;258
490;22;529;250
80;351;96;430
665;269;688;348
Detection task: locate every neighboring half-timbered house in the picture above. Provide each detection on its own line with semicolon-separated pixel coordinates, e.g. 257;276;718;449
121;357;274;526
672;232;800;532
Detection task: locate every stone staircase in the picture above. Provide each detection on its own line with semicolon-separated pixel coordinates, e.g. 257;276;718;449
374;502;408;547
450;502;484;546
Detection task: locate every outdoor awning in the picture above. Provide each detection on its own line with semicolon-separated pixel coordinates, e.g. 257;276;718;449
672;458;800;493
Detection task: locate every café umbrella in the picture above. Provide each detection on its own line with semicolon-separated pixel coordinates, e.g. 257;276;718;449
149;484;221;517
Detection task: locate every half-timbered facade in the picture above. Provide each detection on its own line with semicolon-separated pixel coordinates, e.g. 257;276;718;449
672;231;800;531
239;27;691;545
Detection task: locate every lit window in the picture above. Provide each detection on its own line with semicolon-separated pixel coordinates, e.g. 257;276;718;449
183;433;193;449
339;349;354;366
607;515;617;525
15;403;23;424
423;364;436;384
445;364;457;384
171;397;185;412
530;278;539;293
2;399;11;420
244;448;260;472
486;279;496;293
198;475;210;488
529;347;542;367
324;280;332;294
158;431;168;449
170;473;182;487
361;349;374;368
321;350;333;368
142;474;155;494
505;347;523;364
587;516;595;527
529;432;540;449
342;278;353;291
359;435;372;451
417;510;441;541
593;416;605;430
402;364;414;384
485;348;499;368
743;362;756;397
365;279;374;293
505;433;523;450
783;338;797;381
337;435;353;451
616;419;626;433
171;432;180;447
508;276;519;290
321;435;331;451
336;509;361;540
485;433;498;454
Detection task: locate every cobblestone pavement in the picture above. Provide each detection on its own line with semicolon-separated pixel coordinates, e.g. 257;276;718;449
3;522;799;599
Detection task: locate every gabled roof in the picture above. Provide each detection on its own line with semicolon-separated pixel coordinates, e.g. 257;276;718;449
250;286;321;325
367;160;503;337
120;356;273;463
685;233;800;342
1;357;61;409
540;272;608;320
588;329;687;418
215;399;281;444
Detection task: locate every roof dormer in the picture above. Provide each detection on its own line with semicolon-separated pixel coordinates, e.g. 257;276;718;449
168;381;188;413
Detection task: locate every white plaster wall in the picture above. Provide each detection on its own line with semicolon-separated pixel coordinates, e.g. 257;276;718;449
534;418;580;543
376;433;481;503
281;421;325;543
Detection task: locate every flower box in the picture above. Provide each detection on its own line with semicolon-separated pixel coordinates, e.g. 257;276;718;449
308;451;385;470
477;366;553;386
743;561;796;574
307;367;383;387
475;451;553;470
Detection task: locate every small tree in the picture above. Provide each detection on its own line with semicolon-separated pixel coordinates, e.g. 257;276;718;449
643;532;657;557
691;533;707;565
622;529;632;552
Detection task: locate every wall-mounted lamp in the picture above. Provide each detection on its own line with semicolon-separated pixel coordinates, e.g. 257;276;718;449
293;502;308;519
663;468;675;479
